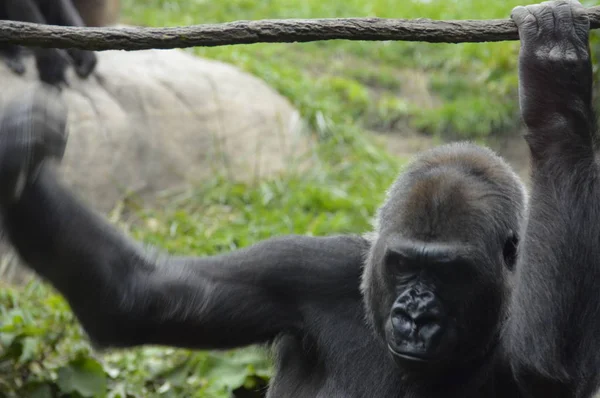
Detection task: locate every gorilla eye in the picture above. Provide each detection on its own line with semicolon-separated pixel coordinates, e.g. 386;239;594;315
502;232;519;271
384;250;405;272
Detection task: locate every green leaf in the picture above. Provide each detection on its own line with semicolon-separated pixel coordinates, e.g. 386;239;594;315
26;383;53;398
57;357;107;397
0;331;16;347
19;337;39;363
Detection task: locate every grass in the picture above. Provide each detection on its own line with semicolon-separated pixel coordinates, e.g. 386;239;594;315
121;0;530;139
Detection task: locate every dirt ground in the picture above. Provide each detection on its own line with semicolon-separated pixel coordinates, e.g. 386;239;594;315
369;67;534;185
374;129;532;185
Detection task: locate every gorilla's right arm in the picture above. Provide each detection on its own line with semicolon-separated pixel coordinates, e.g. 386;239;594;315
0;88;367;350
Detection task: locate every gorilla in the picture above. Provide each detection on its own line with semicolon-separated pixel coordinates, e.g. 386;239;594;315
0;0;97;84
0;1;599;397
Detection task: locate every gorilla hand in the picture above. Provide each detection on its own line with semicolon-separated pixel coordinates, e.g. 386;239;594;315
0;86;68;205
1;46;26;76
507;2;599;394
34;48;72;86
35;48;97;84
68;49;98;79
5;55;26;75
511;0;593;162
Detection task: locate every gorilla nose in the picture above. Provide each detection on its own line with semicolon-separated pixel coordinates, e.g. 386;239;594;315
392;289;442;323
389;289;447;358
391;309;444;340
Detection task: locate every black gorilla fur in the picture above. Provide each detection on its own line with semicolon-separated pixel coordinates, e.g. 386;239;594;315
1;1;599;397
0;0;97;84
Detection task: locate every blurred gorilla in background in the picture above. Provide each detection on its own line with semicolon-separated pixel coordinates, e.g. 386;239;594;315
0;0;97;84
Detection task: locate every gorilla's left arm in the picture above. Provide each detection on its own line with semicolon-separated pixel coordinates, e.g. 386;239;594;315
0;86;368;351
506;1;600;396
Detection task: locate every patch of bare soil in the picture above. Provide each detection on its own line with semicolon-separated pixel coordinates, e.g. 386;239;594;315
372;129;532;185
362;66;531;184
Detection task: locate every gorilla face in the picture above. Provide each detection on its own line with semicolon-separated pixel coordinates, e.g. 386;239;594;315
379;237;506;366
384;239;474;362
361;143;526;369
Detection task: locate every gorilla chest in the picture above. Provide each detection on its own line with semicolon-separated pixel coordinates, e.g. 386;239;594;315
267;329;513;398
267;314;407;398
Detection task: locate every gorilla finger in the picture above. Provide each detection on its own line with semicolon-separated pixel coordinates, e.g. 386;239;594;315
527;4;556;33
553;1;590;58
68;50;97;78
40;71;66;86
0;125;32;204
41;125;68;161
36;49;71;86
0;164;28;204
553;1;575;28
34;87;69;160
511;6;539;36
570;1;590;43
5;58;26;75
74;58;97;78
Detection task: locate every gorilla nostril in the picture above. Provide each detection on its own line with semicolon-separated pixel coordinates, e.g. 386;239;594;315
392;304;408;317
420;322;443;338
419;291;435;301
391;311;415;336
392;307;443;334
419;322;444;349
413;313;440;327
391;289;447;346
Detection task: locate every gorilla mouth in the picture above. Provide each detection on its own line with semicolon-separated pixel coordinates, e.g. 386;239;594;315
386;310;458;365
387;344;438;363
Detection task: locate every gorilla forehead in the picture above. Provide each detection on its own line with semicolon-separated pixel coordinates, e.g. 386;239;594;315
376;142;526;244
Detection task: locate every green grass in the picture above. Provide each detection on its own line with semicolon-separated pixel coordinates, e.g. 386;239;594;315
121;0;599;137
121;0;531;139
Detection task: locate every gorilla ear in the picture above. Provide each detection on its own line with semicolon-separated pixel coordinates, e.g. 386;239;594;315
502;231;519;271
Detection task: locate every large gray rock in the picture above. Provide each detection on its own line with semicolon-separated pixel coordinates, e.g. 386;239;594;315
0;48;311;213
0;49;312;283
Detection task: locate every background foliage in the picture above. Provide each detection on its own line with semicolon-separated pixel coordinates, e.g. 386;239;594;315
1;0;599;397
